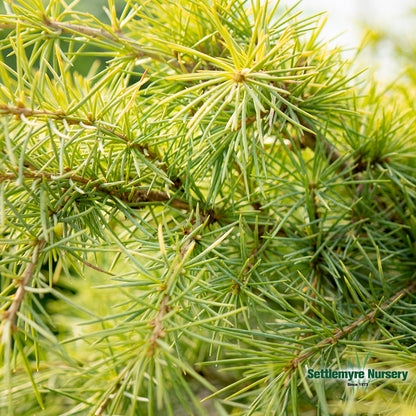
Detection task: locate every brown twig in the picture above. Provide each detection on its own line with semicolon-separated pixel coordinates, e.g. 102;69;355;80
1;104;185;189
0;105;162;166
147;236;195;355
283;279;416;382
0;23;15;29
3;240;45;327
0;169;189;212
44;19;193;72
231;247;259;294
147;294;170;356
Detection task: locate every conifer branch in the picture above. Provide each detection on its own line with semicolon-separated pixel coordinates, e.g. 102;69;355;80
147;237;194;355
0;105;162;166
43;18;189;71
147;294;170;356
285;279;416;375
0;104;187;189
3;240;45;327
0;169;189;210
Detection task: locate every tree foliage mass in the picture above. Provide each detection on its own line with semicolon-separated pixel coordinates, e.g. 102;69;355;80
1;0;416;415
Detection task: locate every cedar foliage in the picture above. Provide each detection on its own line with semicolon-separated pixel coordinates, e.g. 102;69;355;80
1;1;416;415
